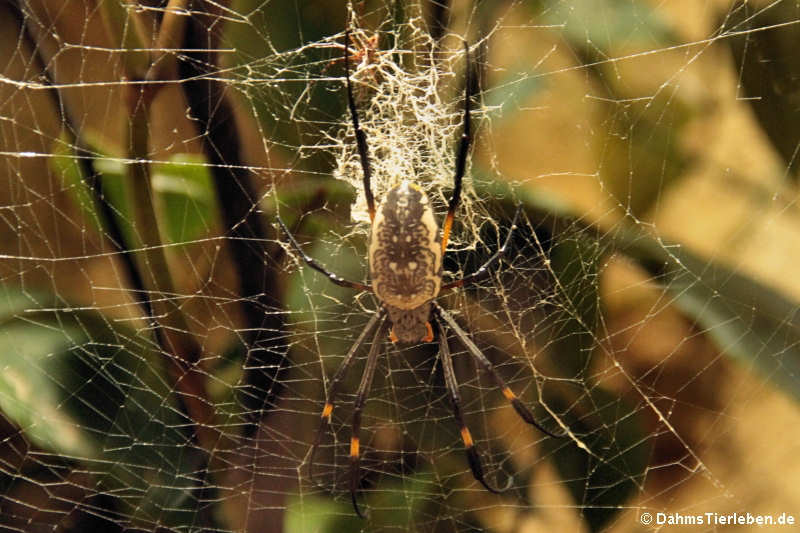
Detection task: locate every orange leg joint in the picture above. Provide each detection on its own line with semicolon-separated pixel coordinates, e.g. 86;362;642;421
441;212;455;253
460;427;474;448
422;322;434;343
390;323;434;343
501;387;516;401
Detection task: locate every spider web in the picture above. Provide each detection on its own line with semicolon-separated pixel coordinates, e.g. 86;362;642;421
2;1;800;532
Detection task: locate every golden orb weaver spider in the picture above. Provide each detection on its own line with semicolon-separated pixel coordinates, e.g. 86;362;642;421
278;30;564;517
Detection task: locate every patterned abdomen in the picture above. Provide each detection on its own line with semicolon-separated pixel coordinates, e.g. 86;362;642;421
369;181;442;310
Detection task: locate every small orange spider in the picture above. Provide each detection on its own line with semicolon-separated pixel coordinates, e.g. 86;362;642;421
321;31;383;84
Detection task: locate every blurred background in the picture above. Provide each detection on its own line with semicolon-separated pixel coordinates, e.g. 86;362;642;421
1;0;800;532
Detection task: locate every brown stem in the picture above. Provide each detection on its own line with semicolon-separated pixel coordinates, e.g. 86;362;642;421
179;3;290;439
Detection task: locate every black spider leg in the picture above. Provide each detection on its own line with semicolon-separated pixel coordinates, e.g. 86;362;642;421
345;28;376;222
309;309;386;484
441;205;521;291
277;216;371;292
435;317;512;494
441;40;472;253
349;315;390;518
433;302;565;439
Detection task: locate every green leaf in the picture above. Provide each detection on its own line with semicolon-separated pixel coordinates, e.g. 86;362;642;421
0;319;96;457
55;138;219;247
548;387;648;532
51;136;102;234
598;92;690;218
469;177;602;378
284;472;436;532
279;177;370;357
0;285;206;528
485;71;545;119
547;233;602;378
284;495;343;533
152;153;218;243
470;177;800;528
539;0;675;53
93;155;138;247
617;233;800;401
284;232;370;356
722;1;800;181
478;179;800;403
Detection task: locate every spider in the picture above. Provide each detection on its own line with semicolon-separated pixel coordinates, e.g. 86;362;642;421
278;30;563;517
321;30;381;78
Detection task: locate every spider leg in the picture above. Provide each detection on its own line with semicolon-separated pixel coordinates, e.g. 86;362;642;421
441;41;472;253
345;28;376;222
277;216;371;291
349;315;390;518
436;317;512;494
433;302;564;439
441;205;521;291
309;309;386;484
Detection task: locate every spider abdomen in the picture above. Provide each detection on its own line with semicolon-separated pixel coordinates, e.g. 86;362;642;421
369;181;442;313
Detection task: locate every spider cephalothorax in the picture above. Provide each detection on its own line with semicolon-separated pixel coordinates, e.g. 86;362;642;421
277;30;563;518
